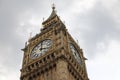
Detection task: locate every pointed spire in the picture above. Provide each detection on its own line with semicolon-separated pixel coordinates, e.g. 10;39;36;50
42;4;58;25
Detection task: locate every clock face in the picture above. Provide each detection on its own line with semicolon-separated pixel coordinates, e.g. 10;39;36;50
69;43;82;64
30;39;52;59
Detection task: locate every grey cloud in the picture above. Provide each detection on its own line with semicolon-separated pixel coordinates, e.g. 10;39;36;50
71;2;120;58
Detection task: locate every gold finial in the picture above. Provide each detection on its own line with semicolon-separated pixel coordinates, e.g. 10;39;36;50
52;3;55;10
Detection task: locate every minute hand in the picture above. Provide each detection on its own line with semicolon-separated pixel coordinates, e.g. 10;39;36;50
39;47;48;50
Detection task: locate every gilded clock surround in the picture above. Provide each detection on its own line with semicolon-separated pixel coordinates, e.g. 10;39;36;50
30;39;52;59
69;43;82;64
20;5;89;80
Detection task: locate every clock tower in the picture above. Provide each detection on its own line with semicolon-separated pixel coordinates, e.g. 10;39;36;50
20;5;89;80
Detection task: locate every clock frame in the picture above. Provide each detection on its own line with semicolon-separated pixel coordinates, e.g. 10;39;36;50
69;43;82;64
30;39;52;59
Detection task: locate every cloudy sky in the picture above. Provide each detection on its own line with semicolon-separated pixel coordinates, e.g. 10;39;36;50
0;0;120;80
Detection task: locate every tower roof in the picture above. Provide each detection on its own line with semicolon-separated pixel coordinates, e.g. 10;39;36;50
42;4;58;25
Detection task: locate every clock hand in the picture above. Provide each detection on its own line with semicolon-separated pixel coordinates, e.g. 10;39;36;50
39;46;50;50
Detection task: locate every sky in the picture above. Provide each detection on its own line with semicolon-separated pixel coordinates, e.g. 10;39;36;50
0;0;120;80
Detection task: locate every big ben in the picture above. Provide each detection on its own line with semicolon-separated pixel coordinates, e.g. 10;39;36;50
20;5;89;80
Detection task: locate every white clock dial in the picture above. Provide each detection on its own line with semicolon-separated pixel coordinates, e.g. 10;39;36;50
69;43;82;64
30;39;52;59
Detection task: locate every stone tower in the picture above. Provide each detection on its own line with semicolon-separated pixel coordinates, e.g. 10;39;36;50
20;5;89;80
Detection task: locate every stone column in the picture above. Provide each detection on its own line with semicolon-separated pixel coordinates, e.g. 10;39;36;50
56;59;69;80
